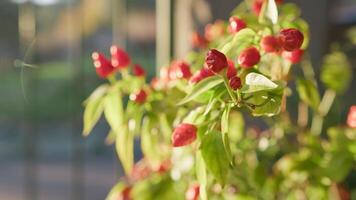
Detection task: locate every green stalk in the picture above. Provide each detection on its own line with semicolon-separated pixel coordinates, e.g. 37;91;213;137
107;74;116;85
311;89;336;135
301;54;316;83
121;68;130;80
297;102;308;128
311;115;323;136
222;76;237;104
237;90;242;106
318;89;336;117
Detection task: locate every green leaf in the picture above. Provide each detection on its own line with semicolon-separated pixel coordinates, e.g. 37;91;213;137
159;114;172;142
228;111;244;142
196;151;208;200
104;90;124;132
125;101;144;137
105;182;126;200
192;90;215;104
321;51;352;94
200;131;230;184
221;106;233;163
178;76;224;105
279;3;301;19
204;98;217;116
241;72;280;93
322;151;353;182
118;77;144;94
132;176;182;200
83;84;109;104
116;125;134;175
221;106;230;135
83;94;105;136
141;117;160;161
296;79;320;110
221;28;256;55
259;0;278;24
203;85;226;116
252;95;281;117
183;106;206;125
327;127;356;154
305;185;328;200
245;91;282;117
105;130;116;145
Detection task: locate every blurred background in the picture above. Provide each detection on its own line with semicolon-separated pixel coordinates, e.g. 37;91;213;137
0;0;355;200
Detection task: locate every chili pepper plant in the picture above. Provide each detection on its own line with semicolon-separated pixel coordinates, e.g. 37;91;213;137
83;0;355;199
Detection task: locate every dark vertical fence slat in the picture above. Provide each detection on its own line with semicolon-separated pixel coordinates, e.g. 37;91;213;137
69;1;85;199
18;3;38;200
24;122;37;200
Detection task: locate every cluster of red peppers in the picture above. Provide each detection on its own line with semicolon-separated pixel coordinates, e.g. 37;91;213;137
89;0;355;199
92;45;148;104
171;18;305;151
171;27;304;147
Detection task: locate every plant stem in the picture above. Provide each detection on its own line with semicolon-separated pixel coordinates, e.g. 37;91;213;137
311;89;336;135
298;102;308;128
318;89;336;116
222;76;237;104
107;74;116;84
237;90;242;105
121;68;130;80
311;115;323;136
301;54;316;83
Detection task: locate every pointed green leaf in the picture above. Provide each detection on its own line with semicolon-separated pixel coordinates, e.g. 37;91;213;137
104;90;124;132
159;114;172;142
228;111;244;142
221;106;232;162
204;85;227;116
296;78;320;110
83;95;105;136
125;101;143;136
322;151;353;182
204;98;217;116
183;106;206;125
83;84;109;104
200;131;230;184
105;182;126;200
279;3;301;19
221;28;256;55
245;91;282;117
116;126;134;175
141;117;160;161
105;130;116;145
178;76;224;105
131;175;180;200
321;51;352;94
